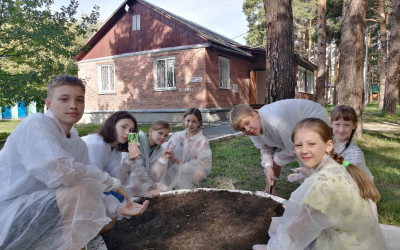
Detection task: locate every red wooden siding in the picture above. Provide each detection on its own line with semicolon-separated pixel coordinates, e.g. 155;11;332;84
80;2;207;61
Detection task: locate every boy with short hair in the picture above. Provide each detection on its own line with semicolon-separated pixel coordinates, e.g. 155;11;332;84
0;75;148;249
229;99;329;195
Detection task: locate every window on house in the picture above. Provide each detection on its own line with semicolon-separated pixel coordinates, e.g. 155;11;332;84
154;57;176;90
98;64;115;94
297;66;314;94
219;56;230;89
132;15;140;31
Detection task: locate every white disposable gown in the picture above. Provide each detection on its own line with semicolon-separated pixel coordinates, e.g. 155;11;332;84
137;131;168;182
334;139;373;181
0;111;120;250
267;155;386;250
161;130;212;190
83;133;153;198
250;99;329;168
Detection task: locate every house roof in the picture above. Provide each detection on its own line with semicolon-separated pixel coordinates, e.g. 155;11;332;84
75;0;255;60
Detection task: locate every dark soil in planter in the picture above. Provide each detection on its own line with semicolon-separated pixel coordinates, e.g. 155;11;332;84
103;190;284;250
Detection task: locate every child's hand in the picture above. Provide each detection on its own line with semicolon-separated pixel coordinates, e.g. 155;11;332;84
147;188;160;197
119;200;149;216
128;142;141;160
115;186;132;207
161;142;175;159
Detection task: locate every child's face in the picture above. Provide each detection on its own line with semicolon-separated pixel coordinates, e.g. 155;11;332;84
238;112;261;136
149;128;170;146
331;118;356;143
294;128;333;169
184;114;201;133
114;118;136;145
45;85;85;133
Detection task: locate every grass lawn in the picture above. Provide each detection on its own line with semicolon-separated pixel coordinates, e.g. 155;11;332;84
1;103;399;226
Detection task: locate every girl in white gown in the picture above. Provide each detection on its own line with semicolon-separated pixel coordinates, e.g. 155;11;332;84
159;108;212;190
254;118;385;250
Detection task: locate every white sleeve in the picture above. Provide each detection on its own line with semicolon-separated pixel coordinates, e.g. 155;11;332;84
20;117;120;192
122;156;154;197
251;136;274;168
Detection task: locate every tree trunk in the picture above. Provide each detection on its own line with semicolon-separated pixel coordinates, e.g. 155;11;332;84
337;0;366;138
378;0;388;109
315;0;327;105
333;50;340;106
308;19;313;60
326;43;332;103
383;0;400;115
264;0;295;103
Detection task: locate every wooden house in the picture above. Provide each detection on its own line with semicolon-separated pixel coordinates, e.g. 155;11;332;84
75;0;317;123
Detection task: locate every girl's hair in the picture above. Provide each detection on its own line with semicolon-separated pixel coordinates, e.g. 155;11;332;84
47;75;86;98
292;118;380;202
330;105;357;154
229;104;256;131
151;120;170;131
184;108;203;128
99;111;138;152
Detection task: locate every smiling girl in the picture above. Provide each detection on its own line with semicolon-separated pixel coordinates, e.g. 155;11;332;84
254;118;384;250
159;108;212;191
134;120;174;192
82;111;151;232
331;105;373;180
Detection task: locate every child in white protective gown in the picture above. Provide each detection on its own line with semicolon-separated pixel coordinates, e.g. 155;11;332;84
0;75;147;250
229;99;329;194
253;118;385;250
159;108;212;191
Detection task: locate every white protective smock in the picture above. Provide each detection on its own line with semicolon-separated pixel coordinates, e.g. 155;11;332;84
250;99;329;168
137;131;168;182
334;139;373;181
83;133;153;198
161;129;212;190
0;111;120;250
266;155;386;250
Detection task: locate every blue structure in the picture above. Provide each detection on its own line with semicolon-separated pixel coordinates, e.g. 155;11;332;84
1;105;12;119
1;102;36;119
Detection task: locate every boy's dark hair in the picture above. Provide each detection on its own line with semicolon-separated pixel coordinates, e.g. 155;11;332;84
47;75;86;98
184;108;203;128
99;111;138;152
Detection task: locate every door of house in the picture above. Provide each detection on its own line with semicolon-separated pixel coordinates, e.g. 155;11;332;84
250;70;267;105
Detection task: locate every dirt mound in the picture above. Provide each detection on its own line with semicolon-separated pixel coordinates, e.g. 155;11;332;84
103;190;283;250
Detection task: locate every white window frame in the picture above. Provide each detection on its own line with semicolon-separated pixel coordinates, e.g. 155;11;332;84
219;56;230;89
297;66;314;94
153;57;176;91
98;64;116;94
132;15;140;31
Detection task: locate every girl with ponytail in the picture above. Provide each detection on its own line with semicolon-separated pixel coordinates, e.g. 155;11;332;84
254;118;385;250
330;105;374;181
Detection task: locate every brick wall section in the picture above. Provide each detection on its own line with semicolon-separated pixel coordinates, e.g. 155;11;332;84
79;47;266;111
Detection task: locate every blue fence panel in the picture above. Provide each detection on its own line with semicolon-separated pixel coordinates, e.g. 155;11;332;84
18;102;27;118
1;106;12;119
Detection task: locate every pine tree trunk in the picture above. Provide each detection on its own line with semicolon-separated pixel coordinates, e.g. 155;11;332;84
383;0;400;115
378;0;388;109
337;0;366;137
315;0;327;105
264;0;295;104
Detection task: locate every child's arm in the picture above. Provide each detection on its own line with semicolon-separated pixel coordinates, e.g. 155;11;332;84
19;117;120;192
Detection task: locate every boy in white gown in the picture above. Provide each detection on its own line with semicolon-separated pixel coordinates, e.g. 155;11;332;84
0;75;147;249
230;99;329;194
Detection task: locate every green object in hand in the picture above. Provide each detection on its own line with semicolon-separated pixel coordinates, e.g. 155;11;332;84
128;132;140;146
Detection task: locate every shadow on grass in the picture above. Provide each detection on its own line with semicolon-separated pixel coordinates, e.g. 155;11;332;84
363;130;400;143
